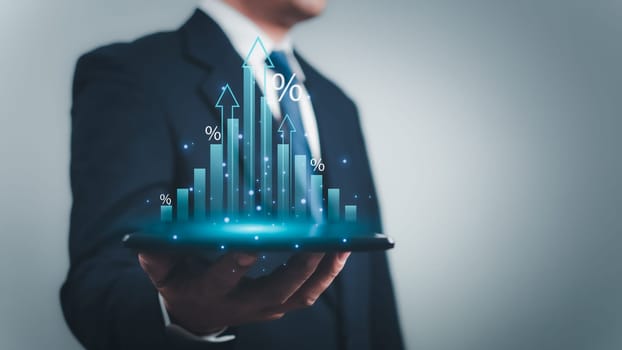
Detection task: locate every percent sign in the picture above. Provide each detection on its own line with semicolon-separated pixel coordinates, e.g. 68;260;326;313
159;194;172;205
204;125;222;141
310;158;325;172
273;73;305;102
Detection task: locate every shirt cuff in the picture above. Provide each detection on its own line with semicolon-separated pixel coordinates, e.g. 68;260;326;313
159;293;236;343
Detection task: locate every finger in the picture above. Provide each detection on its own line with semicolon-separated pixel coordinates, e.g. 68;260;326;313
269;252;351;313
138;251;178;288
199;252;258;294
241;253;325;305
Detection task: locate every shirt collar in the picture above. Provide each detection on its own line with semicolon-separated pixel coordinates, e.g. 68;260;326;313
198;0;305;81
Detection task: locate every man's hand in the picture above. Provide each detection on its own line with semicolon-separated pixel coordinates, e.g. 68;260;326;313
138;251;351;334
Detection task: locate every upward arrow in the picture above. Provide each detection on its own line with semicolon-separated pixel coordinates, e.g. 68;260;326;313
215;84;240;145
215;84;240;117
242;37;274;69
277;114;296;144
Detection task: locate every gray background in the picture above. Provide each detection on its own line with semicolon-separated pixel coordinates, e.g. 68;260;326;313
1;0;621;349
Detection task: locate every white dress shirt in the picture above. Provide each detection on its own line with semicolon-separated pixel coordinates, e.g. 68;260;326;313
160;0;323;342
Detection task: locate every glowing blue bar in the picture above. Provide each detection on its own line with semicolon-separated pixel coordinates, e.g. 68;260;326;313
194;168;206;220
227;119;239;216
160;206;173;222
277;144;290;219
345;205;357;223
210;144;223;218
327;188;340;223
243;68;255;214
294;155;307;218
176;188;189;221
260;97;272;214
310;175;323;221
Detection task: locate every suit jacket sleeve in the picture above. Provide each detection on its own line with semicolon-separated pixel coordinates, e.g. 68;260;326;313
59;48;232;350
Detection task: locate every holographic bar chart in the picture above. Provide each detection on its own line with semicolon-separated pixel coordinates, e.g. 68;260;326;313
156;37;360;225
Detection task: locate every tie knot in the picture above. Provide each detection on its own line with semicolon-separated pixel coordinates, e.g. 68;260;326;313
267;50;294;78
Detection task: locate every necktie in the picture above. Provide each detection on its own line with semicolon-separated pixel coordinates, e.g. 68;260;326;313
268;51;322;222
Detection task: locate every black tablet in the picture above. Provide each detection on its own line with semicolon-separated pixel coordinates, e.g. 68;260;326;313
122;221;394;253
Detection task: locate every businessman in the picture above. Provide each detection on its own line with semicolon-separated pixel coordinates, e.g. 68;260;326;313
61;0;403;349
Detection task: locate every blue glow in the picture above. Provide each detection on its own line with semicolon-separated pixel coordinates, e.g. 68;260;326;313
183;144;188;149
173;235;178;240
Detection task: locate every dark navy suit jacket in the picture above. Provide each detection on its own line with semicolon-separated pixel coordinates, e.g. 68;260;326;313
61;10;403;350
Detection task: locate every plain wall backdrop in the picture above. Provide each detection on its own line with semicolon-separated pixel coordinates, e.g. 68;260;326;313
1;0;621;349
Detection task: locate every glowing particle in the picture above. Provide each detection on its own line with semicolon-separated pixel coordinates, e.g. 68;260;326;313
248;190;255;196
172;235;178;240
183;144;189;149
300;198;307;204
294;244;300;249
224;217;230;223
342;158;347;164
256;205;262;211
342;238;347;243
254;235;259;241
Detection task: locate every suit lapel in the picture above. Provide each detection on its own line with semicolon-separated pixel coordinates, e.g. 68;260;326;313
182;10;245;117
